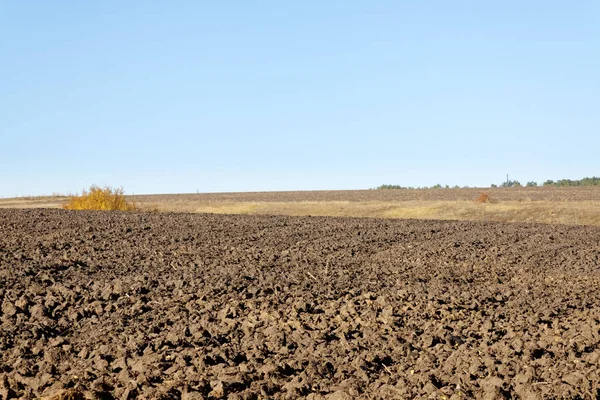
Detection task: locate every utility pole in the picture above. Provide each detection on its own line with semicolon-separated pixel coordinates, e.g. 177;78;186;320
506;174;509;187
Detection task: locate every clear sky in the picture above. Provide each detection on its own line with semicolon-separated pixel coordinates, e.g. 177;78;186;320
1;1;598;197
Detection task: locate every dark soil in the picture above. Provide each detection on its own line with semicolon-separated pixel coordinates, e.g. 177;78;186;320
1;209;600;399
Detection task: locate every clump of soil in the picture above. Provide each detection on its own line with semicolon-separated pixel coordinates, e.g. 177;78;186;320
1;209;600;399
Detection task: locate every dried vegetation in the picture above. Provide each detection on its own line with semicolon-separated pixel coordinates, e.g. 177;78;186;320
62;186;137;211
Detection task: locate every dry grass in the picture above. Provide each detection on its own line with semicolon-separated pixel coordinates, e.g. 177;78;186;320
62;186;137;211
191;200;600;226
381;200;600;226
0;196;67;209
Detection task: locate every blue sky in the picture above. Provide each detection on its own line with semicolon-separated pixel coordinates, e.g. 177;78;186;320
1;1;598;196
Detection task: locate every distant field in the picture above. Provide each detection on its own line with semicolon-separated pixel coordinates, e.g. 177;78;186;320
1;187;600;226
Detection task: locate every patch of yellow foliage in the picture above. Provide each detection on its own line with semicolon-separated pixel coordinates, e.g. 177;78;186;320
62;185;137;211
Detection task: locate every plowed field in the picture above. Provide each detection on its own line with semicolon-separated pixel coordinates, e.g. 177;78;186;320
1;209;600;399
131;186;600;203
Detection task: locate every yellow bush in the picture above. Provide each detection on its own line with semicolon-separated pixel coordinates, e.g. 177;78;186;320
62;185;137;211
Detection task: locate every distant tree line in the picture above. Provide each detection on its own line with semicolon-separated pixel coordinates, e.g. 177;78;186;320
541;177;600;186
377;176;600;190
491;176;600;188
490;180;524;188
376;184;465;190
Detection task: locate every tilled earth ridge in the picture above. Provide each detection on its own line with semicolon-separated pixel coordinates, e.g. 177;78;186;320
1;209;600;399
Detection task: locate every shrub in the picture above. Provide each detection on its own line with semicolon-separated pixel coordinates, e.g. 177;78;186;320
475;192;493;203
62;185;137;211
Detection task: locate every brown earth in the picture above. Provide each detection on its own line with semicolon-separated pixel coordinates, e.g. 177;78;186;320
130;187;600;203
1;209;600;399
